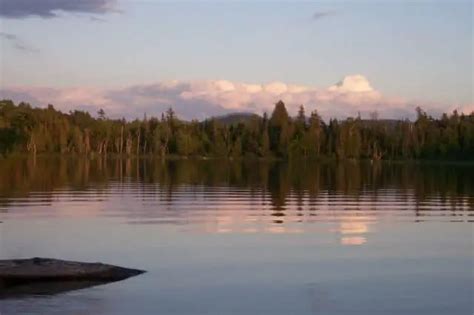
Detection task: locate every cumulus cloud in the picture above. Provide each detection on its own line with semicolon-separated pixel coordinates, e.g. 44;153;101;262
0;0;117;18
0;32;38;52
1;75;470;121
328;74;375;93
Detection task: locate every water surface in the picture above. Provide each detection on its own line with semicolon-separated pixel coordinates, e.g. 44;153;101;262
0;157;473;315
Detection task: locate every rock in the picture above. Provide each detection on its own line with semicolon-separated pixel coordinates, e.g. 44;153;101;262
0;257;145;298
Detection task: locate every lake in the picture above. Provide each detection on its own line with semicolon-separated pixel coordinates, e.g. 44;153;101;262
0;157;472;315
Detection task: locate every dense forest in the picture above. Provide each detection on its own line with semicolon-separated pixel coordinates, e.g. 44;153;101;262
0;99;473;160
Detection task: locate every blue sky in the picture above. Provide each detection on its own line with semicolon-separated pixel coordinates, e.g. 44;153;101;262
0;0;472;119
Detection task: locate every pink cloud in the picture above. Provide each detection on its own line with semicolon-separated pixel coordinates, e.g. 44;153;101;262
1;75;470;121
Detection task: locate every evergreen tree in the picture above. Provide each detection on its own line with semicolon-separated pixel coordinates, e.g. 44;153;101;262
0;99;472;160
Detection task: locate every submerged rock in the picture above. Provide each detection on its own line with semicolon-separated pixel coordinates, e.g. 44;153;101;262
0;257;145;298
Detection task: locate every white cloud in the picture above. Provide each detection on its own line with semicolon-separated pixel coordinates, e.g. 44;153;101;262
214;80;235;92
264;82;288;95
328;74;374;93
1;75;470;121
242;84;262;94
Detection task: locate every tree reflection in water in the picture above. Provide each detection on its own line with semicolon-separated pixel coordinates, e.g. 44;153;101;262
0;157;472;245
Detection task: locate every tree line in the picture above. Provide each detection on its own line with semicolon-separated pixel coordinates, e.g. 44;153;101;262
0;99;473;160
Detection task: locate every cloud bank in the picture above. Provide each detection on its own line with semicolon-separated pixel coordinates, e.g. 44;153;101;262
1;75;470;121
0;0;117;18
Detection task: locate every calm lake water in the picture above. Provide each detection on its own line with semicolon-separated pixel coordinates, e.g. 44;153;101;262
0;157;473;315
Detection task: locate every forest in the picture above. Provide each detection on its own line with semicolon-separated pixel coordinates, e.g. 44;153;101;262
0;99;473;160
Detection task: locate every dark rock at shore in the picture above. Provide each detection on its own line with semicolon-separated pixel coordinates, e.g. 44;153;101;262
0;257;145;298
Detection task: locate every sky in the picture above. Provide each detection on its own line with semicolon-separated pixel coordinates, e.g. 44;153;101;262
0;0;472;120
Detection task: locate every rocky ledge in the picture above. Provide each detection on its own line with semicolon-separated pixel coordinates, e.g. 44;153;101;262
0;257;145;298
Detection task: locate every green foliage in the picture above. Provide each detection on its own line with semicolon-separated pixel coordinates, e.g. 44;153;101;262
0;99;473;160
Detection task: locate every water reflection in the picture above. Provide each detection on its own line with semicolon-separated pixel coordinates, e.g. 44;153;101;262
1;280;124;299
337;215;372;246
1;157;472;315
0;157;472;244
